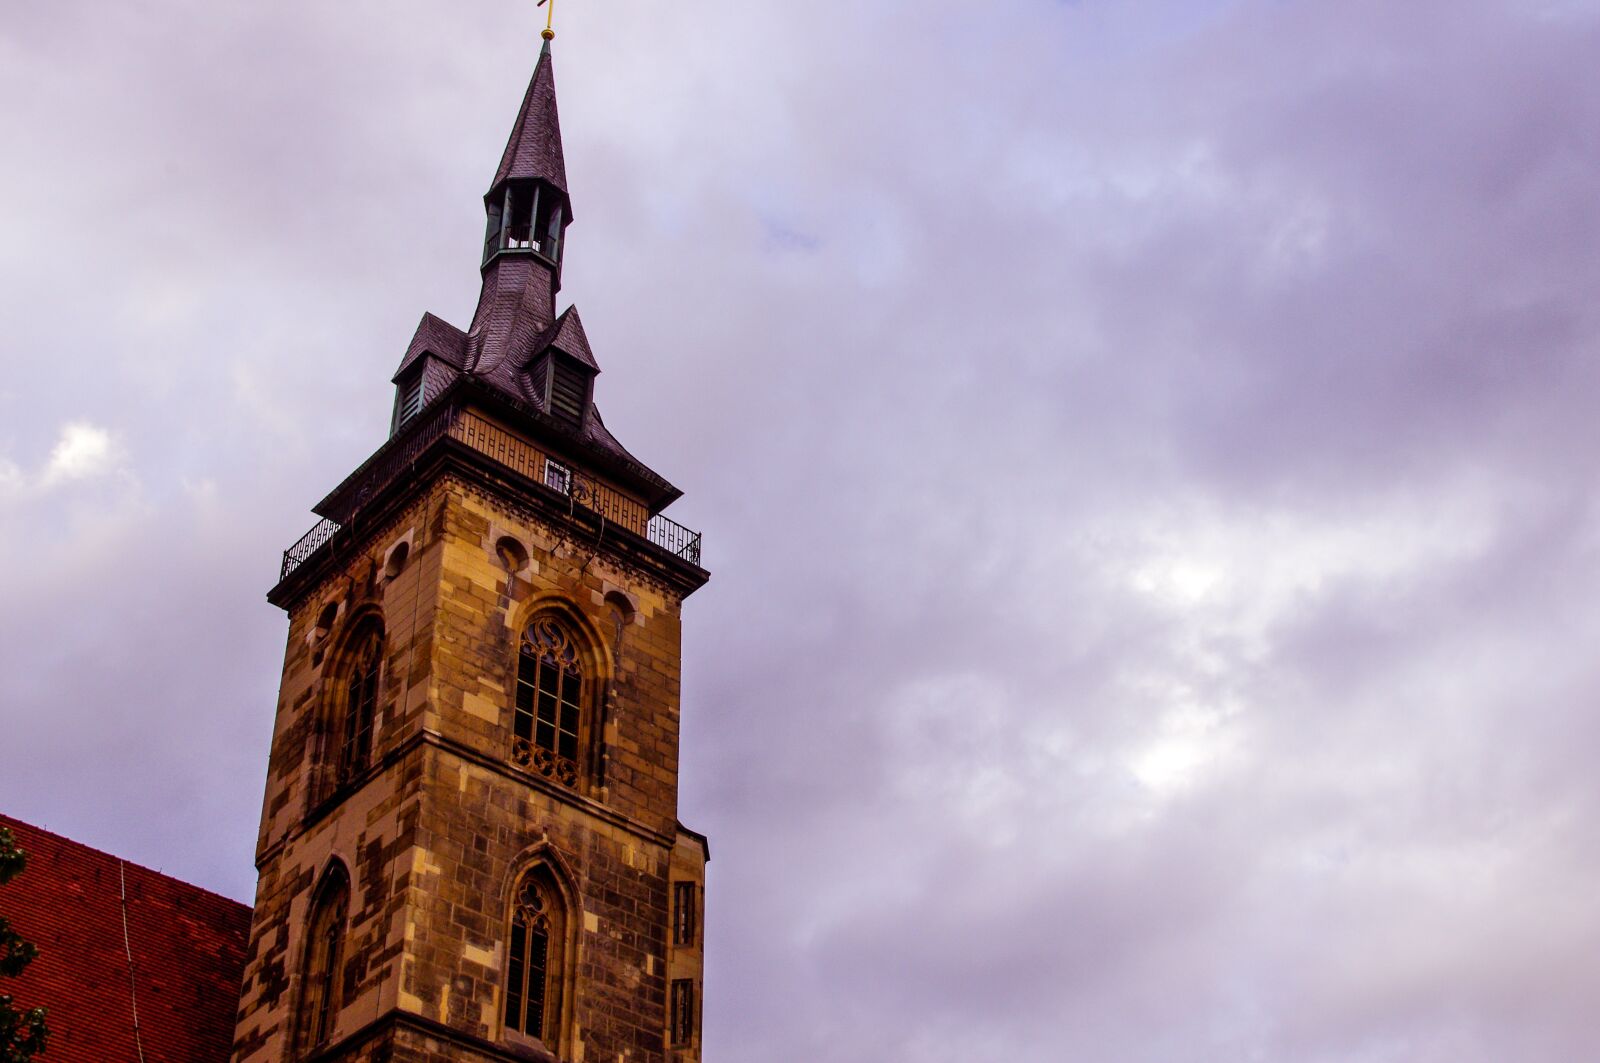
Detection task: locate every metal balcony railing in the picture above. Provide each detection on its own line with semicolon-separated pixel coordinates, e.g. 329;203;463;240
646;513;702;565
278;405;702;582
280;518;341;581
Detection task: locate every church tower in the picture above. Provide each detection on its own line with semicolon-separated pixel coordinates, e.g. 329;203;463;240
232;34;709;1063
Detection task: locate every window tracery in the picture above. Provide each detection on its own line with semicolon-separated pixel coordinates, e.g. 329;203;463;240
335;627;382;788
504;870;566;1044
512;616;584;787
296;865;350;1055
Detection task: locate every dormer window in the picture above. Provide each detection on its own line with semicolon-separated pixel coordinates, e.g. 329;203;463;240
484;182;565;266
392;369;425;433
548;360;585;424
531;351;590;429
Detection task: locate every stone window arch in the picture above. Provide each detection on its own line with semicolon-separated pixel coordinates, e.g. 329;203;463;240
322;616;385;798
295;862;351;1056
511;611;598;788
502;861;574;1051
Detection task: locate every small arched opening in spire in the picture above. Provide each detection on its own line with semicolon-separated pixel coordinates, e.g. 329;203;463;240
481;41;571;274
484;181;566;267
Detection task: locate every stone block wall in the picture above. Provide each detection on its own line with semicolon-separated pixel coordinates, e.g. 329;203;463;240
236;493;439;1062
235;459;704;1063
667;830;708;1061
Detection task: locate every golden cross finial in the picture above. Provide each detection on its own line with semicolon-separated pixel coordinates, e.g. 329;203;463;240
538;0;556;41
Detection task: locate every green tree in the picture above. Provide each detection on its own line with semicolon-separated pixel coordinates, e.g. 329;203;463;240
0;828;48;1061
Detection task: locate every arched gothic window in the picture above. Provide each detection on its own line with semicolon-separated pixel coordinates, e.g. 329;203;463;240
504;868;567;1045
334;625;383;788
297;865;350;1055
511;617;585;787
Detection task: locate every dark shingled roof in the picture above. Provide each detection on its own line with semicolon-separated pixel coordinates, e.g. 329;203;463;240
546;305;598;370
465;254;559;389
580;403;654;471
375;41;677;505
0;813;251;1063
490;40;569;199
394;311;468;381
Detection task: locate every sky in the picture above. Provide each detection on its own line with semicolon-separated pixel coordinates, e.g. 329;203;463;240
3;0;1600;1059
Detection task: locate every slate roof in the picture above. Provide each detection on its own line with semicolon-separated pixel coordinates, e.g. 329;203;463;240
545;305;599;370
381;41;677;505
464;254;563;389
471;305;597;402
0;813;251;1063
393;311;468;381
490;40;569;200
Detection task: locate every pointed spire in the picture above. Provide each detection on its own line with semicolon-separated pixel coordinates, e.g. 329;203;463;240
490;40;569;201
465;37;578;387
368;24;685;520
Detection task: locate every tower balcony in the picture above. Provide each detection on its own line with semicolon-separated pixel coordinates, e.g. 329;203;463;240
276;397;702;588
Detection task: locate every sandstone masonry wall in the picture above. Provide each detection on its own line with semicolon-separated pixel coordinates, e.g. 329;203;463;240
235;466;702;1063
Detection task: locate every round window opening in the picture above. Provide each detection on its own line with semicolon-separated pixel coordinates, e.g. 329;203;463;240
496;536;530;573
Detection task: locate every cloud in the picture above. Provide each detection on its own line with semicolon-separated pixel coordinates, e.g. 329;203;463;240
0;458;23;497
38;421;119;486
0;421;126;502
4;0;1600;1060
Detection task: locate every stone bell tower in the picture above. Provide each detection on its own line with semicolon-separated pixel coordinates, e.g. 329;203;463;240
231;34;710;1063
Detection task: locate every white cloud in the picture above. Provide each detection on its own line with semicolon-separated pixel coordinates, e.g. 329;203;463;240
0;421;127;505
7;2;1600;1061
1127;689;1244;796
39;421;119;485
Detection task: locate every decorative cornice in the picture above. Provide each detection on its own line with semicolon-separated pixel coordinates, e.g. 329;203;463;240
269;428;707;611
303;1007;562;1063
256;723;677;870
422;729;677;850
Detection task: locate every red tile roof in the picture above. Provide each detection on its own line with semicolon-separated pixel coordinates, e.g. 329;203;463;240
0;814;251;1063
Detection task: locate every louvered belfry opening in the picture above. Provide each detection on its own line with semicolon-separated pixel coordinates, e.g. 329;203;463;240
484;180;565;266
529;349;589;428
393;371;424;432
548;358;586;425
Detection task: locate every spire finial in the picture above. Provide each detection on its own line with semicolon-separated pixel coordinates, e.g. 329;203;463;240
538;0;556;41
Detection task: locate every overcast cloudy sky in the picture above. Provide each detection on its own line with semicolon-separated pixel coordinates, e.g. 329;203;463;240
4;1;1600;1059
